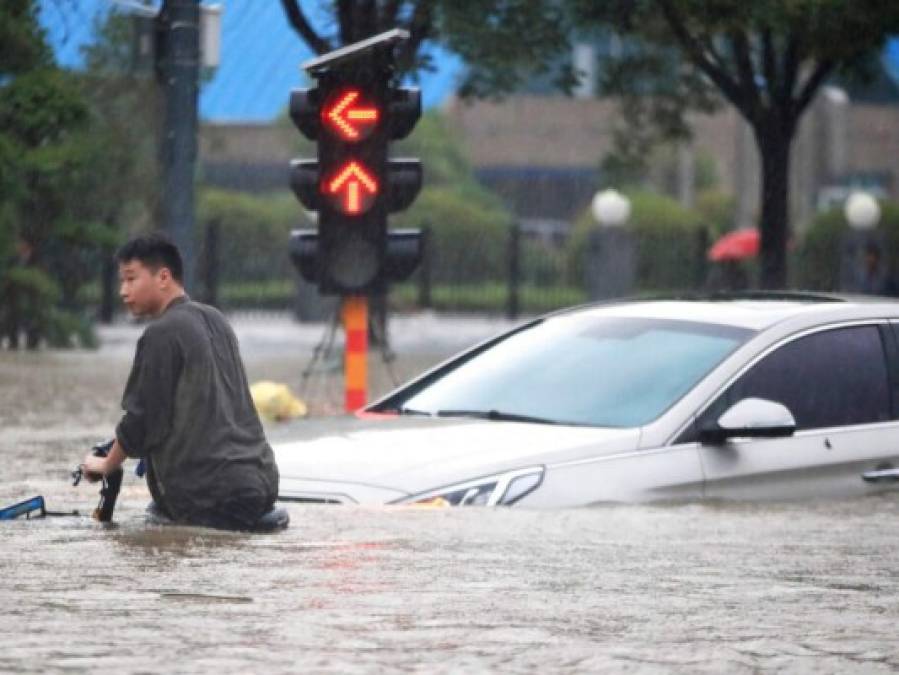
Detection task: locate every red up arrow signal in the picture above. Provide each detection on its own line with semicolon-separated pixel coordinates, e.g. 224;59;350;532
324;90;379;141
326;161;379;215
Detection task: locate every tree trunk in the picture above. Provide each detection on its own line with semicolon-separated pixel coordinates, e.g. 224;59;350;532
754;123;792;290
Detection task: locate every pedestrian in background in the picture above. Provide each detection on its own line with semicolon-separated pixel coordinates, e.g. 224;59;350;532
857;243;898;296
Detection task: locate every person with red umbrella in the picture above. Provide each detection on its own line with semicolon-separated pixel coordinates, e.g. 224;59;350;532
708;228;760;262
706;228;758;291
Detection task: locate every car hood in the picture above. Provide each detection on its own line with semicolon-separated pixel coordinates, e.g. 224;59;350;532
272;415;641;502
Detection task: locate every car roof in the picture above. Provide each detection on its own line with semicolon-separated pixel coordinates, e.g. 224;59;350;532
554;292;899;331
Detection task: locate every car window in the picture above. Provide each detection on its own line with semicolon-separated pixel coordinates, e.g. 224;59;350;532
696;325;891;434
391;316;753;428
888;322;899;419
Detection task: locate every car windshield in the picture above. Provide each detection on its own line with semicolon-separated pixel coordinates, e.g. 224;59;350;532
396;315;754;427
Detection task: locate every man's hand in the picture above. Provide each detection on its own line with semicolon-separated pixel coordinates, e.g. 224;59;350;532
81;453;109;482
79;439;127;484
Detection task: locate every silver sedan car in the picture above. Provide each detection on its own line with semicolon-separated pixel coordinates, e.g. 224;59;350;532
274;293;899;507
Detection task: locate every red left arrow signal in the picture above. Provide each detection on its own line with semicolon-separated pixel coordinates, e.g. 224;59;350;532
325;161;379;214
324;90;379;141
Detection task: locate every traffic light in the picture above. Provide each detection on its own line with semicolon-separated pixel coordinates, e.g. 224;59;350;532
288;30;423;295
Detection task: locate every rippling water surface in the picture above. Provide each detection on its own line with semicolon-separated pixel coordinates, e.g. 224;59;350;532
3;320;899;674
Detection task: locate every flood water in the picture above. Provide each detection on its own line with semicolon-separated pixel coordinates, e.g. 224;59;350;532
3;315;899;674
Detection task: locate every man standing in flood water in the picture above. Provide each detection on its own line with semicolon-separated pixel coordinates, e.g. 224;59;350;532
80;232;281;530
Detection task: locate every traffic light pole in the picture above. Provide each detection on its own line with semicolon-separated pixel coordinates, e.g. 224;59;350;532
158;0;199;292
342;296;368;411
287;30;424;413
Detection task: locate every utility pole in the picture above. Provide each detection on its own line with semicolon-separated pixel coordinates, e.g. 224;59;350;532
157;0;200;291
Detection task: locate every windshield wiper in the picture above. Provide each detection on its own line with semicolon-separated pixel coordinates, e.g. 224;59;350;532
435;409;559;425
397;407;433;417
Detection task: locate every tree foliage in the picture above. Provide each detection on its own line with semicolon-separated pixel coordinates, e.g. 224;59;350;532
279;0;575;96
0;0;51;75
79;10;163;234
572;0;899;288
385;111;514;283
795;200;899;291
567;190;707;291
0;0;120;348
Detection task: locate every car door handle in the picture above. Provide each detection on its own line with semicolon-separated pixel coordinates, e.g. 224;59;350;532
861;467;899;483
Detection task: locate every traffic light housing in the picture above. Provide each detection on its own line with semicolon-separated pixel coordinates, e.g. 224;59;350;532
288;30;423;295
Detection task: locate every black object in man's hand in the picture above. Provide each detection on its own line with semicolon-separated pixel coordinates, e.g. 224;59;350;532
72;440;124;523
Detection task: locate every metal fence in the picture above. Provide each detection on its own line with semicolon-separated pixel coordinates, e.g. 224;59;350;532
91;220;716;321
179;221;714;321
400;222;586;318
406;221;717;318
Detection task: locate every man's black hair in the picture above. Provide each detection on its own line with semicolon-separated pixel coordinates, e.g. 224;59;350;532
116;232;184;284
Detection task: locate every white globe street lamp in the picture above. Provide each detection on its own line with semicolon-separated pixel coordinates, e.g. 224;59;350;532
592;189;631;227
844;191;881;231
586;188;635;300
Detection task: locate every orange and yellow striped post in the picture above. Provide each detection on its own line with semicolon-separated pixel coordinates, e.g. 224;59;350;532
342;295;368;412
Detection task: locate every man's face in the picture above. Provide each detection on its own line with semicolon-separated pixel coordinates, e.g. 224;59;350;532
118;260;168;317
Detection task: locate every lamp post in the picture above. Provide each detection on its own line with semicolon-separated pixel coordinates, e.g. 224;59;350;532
592;189;632;227
841;191;884;293
844;191;881;232
586;189;634;300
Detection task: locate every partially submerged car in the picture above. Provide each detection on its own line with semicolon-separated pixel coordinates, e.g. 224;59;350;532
274;293;899;507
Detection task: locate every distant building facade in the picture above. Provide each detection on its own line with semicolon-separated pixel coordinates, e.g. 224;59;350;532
440;88;899;232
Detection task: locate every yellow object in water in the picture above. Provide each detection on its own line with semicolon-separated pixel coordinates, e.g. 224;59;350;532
250;381;307;422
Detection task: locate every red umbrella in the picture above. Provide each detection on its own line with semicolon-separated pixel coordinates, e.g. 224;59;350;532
708;228;759;262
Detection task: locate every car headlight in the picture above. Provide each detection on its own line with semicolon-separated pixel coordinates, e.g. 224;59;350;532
397;466;544;507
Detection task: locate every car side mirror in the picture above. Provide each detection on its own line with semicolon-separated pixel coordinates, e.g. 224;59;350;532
698;397;796;445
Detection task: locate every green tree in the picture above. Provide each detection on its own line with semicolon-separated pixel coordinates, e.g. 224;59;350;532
79;9;163;235
0;0;51;73
572;0;899;289
73;9;164;322
279;0;575;95
394;111;513;282
0;0;116;348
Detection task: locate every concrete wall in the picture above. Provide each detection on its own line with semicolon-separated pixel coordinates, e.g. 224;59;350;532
444;96;617;169
847;104;899;193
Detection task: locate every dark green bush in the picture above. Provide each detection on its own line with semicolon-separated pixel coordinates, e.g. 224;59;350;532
794;200;899;290
391;281;586;314
0;265;57;345
521;240;566;287
695;189;735;239
566;190;707;292
196;188;309;284
219;280;295;310
394;185;512;284
44;308;98;348
393;110;516;284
